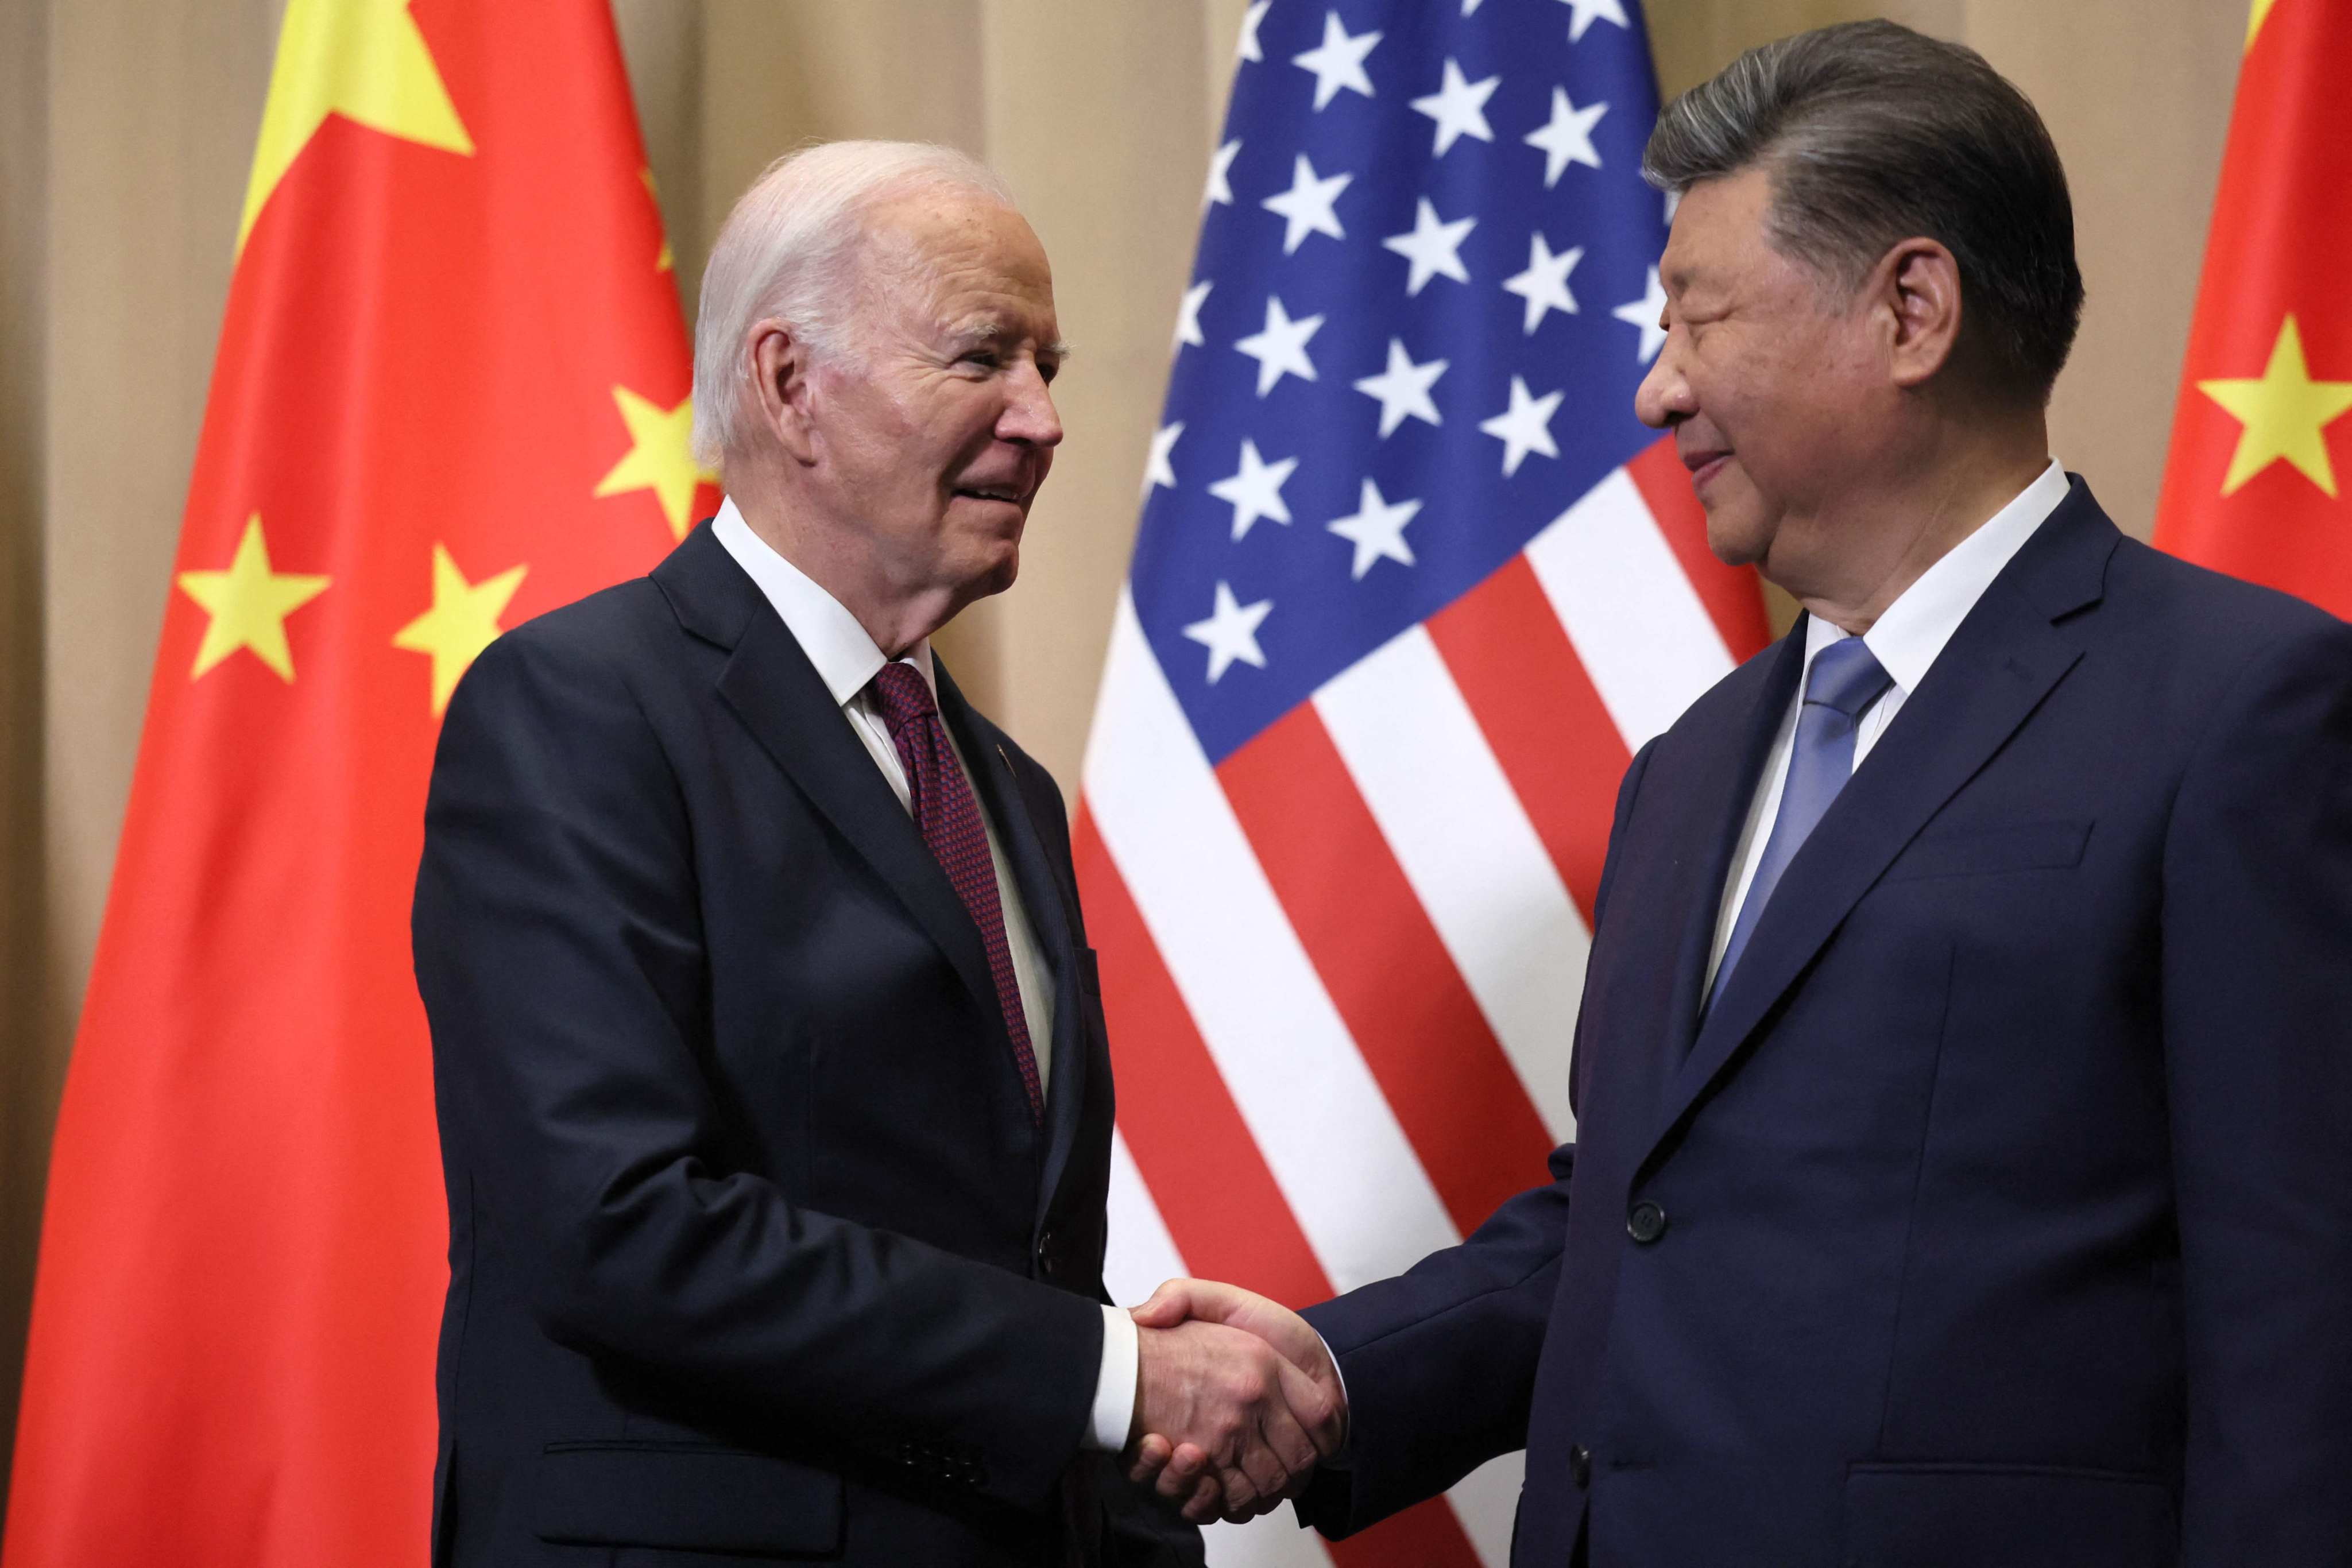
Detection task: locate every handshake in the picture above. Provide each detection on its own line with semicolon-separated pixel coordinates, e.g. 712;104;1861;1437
1122;1279;1347;1526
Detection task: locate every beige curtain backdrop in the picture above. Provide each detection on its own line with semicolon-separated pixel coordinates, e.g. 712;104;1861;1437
0;0;2243;1505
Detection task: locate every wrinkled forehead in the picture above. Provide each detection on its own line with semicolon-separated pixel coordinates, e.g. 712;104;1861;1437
853;188;1057;331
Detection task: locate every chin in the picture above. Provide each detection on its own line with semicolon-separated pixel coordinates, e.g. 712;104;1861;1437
1704;509;1771;569
966;545;1020;601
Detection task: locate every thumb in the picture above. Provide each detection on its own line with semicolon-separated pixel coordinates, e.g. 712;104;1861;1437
1128;1278;1200;1328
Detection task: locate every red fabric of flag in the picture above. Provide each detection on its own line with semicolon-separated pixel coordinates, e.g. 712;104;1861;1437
3;3;711;1563
2153;0;2352;614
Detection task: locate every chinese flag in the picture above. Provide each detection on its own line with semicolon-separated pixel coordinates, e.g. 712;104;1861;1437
2153;0;2352;613
2;3;713;1565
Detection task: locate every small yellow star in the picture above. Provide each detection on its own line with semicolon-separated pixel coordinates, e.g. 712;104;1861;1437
393;543;529;714
176;515;332;682
593;386;710;540
641;167;673;273
2198;314;2352;497
239;0;474;255
2246;0;2278;52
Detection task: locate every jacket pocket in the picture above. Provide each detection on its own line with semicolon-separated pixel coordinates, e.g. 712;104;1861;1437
1842;1462;2173;1567
535;1441;845;1557
1882;819;2092;883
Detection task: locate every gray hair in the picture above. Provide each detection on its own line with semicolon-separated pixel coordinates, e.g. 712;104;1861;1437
1643;20;2083;403
690;140;1017;468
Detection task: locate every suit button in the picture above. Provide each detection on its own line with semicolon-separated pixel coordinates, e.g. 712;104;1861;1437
1569;1445;1592;1488
1626;1201;1667;1244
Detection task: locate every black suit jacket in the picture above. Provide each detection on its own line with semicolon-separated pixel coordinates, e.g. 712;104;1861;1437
413;522;1197;1567
1298;479;2352;1566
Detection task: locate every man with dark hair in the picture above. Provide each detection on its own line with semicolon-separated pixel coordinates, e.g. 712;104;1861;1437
1129;21;2352;1566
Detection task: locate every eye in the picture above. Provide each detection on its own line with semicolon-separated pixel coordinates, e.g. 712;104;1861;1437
959;350;1001;373
1038;359;1061;385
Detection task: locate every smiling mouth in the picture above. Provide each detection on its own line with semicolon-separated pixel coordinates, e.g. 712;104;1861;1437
1684;451;1731;489
953;485;1030;506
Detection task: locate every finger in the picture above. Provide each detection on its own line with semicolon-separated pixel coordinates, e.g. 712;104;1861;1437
1218;1472;1286;1525
1256;1384;1319;1485
1154;1441;1209;1502
1217;1431;1275;1520
1230;1409;1297;1515
1128;1280;1196;1328
1126;1432;1173;1485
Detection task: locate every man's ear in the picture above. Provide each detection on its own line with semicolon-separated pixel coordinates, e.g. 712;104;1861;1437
748;319;818;464
1876;237;1963;390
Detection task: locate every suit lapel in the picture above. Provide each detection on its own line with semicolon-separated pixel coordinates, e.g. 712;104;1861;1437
1640;483;2118;1171
657;526;1005;1035
1661;627;1808;1067
937;668;1090;1214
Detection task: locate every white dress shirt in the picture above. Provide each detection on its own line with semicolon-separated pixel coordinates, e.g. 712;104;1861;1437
1705;459;2073;990
713;500;1138;1451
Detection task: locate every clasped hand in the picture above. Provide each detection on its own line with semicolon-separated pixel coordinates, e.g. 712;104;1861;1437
1123;1279;1347;1524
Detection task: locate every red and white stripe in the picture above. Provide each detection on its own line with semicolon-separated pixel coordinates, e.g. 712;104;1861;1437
1080;439;1767;1566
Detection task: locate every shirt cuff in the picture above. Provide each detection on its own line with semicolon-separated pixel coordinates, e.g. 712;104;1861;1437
1317;1328;1353;1468
1088;1303;1140;1451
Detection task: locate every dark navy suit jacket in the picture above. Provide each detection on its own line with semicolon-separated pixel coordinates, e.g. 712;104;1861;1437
413;523;1198;1567
1298;480;2352;1567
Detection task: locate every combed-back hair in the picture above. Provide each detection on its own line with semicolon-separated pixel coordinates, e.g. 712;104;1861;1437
690;140;1016;469
1643;20;2083;404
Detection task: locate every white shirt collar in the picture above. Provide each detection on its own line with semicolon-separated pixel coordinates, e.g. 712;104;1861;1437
710;497;935;708
1805;458;2072;688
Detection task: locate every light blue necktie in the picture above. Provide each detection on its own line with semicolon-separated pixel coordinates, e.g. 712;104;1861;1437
1709;637;1894;1001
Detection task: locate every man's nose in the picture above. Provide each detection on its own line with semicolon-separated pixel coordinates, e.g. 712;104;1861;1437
1633;332;1692;431
1000;363;1063;448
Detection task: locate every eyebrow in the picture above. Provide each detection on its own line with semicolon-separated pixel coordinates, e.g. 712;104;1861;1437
943;319;1071;359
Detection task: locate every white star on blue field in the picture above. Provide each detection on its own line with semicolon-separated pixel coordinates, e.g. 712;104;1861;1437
1132;0;1675;764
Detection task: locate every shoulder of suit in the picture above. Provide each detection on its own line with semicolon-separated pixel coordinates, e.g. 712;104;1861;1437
2102;535;2350;657
449;575;678;714
510;572;669;640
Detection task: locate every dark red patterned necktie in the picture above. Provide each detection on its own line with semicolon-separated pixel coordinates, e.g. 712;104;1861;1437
869;662;1045;1124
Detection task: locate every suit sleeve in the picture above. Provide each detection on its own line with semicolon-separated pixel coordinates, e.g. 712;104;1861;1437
1294;738;1658;1537
2161;616;2352;1564
412;626;1101;1511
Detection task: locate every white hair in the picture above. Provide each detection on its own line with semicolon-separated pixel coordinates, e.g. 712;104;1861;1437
690;140;1017;470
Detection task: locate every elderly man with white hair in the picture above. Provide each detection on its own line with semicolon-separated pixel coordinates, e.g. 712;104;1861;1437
411;141;1336;1568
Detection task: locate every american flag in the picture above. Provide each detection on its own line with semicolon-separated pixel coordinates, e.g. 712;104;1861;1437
1073;3;1768;1562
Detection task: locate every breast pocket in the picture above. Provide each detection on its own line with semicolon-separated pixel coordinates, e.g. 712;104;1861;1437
1882;819;2092;883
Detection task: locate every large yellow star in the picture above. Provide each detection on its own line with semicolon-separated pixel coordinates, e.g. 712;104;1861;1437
238;0;474;255
393;543;528;714
2198;314;2352;497
176;515;332;683
593;386;711;540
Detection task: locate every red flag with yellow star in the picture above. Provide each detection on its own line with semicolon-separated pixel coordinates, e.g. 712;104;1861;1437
2154;0;2352;611
2;3;712;1564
